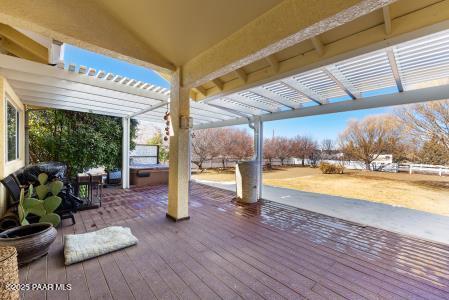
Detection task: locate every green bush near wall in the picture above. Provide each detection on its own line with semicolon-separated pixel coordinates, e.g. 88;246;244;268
28;109;138;177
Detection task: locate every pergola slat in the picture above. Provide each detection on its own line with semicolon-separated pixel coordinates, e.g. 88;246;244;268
16;90;141;113
10;82;149;109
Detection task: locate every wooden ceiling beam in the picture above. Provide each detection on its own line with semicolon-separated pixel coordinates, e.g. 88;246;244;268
234;68;248;83
383;6;392;35
311;36;324;56
266;54;280;74
211;78;224;91
0;37;46;63
0;24;48;62
194;86;207;97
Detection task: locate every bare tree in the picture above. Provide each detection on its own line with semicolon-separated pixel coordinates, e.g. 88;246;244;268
397;100;449;162
191;128;219;171
277;137;293;166
215;128;234;168
264;137;277;167
339;115;401;170
291;135;317;166
192;127;253;170
321;139;334;159
230;128;254;160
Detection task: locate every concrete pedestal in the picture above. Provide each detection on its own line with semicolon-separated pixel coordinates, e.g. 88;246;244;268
235;160;258;203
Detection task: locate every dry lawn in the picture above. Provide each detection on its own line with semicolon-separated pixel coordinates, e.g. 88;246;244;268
192;167;449;216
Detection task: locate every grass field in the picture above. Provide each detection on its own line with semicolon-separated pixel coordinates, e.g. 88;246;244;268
192;166;449;216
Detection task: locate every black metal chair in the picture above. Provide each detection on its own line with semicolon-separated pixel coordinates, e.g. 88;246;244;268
0;174;21;208
106;169;122;185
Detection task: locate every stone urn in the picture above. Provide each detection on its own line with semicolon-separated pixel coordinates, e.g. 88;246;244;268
0;223;57;266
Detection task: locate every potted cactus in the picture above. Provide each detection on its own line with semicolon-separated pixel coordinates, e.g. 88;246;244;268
0;173;59;265
18;173;63;227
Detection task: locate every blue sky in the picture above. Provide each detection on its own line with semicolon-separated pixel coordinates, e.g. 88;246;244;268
65;45;396;141
64;44;170;88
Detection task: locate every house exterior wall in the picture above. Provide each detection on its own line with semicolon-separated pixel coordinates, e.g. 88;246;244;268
0;76;25;216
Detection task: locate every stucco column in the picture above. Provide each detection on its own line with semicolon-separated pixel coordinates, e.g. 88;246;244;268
122;117;130;189
167;68;191;221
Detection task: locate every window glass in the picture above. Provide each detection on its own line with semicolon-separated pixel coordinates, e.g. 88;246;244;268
7;100;19;161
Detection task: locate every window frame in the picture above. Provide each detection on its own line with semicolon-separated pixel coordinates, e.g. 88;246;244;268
5;95;20;162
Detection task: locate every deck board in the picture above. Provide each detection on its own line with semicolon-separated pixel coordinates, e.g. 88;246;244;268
19;183;449;299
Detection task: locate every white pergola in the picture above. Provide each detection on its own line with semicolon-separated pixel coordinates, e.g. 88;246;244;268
3;26;449;197
194;28;449;129
189;28;449;199
0;52;247;188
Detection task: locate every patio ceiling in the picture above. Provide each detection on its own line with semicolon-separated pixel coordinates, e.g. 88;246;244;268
2;25;449;128
193;27;449;129
0;0;396;87
2;0;448;103
1;1;449;129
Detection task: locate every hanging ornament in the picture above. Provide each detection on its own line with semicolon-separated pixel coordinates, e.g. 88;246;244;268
163;104;172;141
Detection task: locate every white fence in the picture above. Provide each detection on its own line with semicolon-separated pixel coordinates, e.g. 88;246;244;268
191;157;303;170
403;163;449;176
324;161;449;176
191;157;449;176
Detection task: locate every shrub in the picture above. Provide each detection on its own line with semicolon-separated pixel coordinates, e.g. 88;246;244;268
319;162;344;174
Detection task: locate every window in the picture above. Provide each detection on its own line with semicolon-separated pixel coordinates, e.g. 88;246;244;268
6;99;19;161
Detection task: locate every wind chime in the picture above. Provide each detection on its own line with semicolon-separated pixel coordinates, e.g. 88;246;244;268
163;105;170;141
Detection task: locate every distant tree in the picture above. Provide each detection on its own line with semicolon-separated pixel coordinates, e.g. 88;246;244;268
397;100;449;161
275;137;292;166
191;128;218;171
231;129;254;160
216;128;235;168
191;127;253;170
264;138;277;167
417;136;449;165
339;115;401;170
291;135;317;166
147;131;169;163
320;139;334;159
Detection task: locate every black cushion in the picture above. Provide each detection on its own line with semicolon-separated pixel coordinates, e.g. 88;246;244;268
15;162;67;185
137;172;150;178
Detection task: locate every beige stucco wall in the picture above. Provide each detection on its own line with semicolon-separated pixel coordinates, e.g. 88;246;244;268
0;75;25;216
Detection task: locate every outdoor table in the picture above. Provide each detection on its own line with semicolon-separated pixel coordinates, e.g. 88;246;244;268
89;173;104;207
76;172;105;210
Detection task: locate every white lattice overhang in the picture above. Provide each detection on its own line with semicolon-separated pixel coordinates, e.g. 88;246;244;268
194;28;449;129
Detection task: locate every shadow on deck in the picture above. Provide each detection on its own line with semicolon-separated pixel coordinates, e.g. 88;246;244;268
19;183;449;299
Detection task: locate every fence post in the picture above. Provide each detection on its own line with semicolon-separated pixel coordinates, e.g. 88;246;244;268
409;165;412;174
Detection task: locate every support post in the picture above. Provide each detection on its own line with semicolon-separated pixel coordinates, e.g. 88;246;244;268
25;109;30;165
253;117;263;200
122;117;130;189
167;68;191;221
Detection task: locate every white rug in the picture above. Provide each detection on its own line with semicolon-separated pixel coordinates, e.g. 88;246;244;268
64;226;138;265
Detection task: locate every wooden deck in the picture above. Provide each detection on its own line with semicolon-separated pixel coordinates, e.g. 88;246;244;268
19;183;449;299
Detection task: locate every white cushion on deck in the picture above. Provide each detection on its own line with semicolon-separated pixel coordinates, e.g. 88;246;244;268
64;226;138;265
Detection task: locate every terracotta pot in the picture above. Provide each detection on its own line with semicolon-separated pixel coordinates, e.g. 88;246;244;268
0;223;57;266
